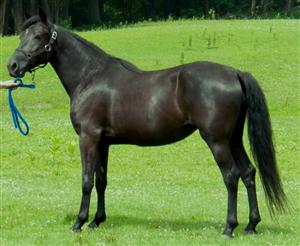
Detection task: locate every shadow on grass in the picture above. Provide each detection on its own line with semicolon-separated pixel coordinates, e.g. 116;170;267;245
108;214;222;231
62;212;222;232
63;213;296;235
105;214;295;235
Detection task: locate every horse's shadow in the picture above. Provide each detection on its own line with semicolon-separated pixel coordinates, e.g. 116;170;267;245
106;214;222;231
99;214;295;235
63;211;295;236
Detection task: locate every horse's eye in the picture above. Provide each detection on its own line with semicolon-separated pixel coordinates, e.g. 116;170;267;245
34;35;41;40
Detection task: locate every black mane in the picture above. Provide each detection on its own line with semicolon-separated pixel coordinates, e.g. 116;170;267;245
70;29;140;73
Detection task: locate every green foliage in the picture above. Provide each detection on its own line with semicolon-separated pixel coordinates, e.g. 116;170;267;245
2;0;299;35
49;136;61;163
208;9;216;19
0;19;299;245
59;17;72;30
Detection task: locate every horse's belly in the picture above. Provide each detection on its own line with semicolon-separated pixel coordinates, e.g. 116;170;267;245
105;123;196;146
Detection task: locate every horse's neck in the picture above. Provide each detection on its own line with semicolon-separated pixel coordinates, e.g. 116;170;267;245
50;27;109;97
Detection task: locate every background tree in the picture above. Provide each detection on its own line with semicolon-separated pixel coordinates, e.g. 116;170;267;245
1;0;299;35
285;0;292;14
60;0;70;21
251;0;256;16
143;0;155;20
88;0;100;24
203;0;209;17
0;0;7;35
11;0;24;33
40;0;52;21
27;0;38;16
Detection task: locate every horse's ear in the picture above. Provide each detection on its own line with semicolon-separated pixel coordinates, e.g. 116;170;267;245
38;7;47;24
24;11;31;20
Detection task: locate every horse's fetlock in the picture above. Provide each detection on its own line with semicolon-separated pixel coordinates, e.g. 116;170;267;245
250;214;261;224
78;213;88;223
95;213;106;223
228;219;238;229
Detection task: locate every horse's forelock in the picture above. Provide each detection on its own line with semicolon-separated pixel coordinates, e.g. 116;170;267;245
21;16;42;31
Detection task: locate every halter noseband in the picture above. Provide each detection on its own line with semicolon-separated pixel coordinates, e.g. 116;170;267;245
16;26;58;74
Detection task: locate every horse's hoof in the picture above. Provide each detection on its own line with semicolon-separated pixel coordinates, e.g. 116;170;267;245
221;234;233;239
245;228;257;234
222;228;234;239
88;221;99;229
71;225;82;233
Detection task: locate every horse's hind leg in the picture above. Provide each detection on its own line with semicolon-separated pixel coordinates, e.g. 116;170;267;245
231;143;261;233
205;138;240;237
230;105;261;233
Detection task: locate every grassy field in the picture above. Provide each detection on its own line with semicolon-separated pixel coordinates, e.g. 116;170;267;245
0;19;299;245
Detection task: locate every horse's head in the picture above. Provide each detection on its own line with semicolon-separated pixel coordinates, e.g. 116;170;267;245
7;8;56;78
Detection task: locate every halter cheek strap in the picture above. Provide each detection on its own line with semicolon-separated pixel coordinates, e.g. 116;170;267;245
16;26;58;74
45;30;57;53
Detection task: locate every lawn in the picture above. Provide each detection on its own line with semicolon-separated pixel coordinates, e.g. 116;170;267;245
0;19;299;245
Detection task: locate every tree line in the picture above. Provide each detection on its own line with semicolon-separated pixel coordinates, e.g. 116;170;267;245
1;0;299;35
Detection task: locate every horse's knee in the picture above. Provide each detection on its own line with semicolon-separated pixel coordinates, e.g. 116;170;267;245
95;177;107;192
82;181;94;194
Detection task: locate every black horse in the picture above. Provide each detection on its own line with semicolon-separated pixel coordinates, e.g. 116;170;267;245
7;9;286;237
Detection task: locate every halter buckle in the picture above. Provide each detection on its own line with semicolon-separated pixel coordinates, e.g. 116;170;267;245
51;31;57;40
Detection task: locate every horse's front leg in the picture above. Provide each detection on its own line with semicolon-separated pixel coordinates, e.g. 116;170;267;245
72;133;99;232
88;144;109;228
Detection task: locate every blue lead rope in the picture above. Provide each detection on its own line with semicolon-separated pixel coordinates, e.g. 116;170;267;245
8;78;36;136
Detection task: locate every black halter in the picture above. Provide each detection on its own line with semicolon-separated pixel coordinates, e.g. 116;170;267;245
16;26;57;74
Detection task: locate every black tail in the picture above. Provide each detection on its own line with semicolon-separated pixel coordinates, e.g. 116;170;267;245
238;72;287;215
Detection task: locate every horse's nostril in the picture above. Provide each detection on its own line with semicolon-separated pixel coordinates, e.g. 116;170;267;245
11;62;18;71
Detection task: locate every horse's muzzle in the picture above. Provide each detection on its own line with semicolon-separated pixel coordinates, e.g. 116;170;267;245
7;57;27;78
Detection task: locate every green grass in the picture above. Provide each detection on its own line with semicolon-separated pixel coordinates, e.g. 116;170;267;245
0;19;299;245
